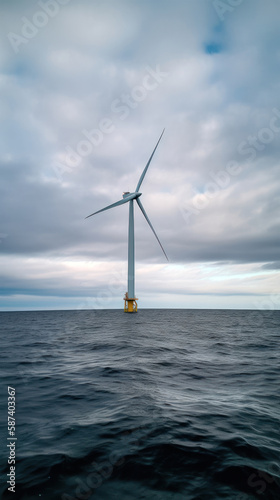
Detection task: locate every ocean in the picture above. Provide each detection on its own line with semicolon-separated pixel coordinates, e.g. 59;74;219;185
0;309;279;499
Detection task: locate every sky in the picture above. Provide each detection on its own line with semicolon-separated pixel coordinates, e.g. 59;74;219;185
0;0;280;311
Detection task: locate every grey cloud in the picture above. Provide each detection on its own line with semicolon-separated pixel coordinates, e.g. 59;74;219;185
1;0;280;308
261;262;280;271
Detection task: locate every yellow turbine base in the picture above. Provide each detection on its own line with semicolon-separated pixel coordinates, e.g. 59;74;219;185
124;294;138;313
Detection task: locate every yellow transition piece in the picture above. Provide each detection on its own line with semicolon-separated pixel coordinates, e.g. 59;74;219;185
124;293;138;313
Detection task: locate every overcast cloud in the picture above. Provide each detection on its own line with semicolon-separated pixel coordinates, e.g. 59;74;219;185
0;0;280;310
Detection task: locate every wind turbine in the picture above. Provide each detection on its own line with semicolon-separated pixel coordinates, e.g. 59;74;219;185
86;129;168;312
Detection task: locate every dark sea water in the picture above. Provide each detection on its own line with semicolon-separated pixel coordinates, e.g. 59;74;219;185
0;309;279;500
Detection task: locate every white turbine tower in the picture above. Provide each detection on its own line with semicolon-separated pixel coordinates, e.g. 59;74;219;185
86;129;168;312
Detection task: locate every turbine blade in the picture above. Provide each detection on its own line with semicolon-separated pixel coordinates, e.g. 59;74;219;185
135;129;165;192
136;198;168;261
85;197;129;219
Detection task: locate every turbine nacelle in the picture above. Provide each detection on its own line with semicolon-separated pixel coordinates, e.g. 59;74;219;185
122;192;142;200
